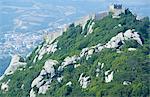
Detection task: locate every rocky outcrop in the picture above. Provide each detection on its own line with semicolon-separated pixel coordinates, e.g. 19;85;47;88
124;29;143;45
96;62;104;77
38;41;58;60
0;55;26;80
57;76;63;83
128;48;137;51
30;89;36;97
87;22;95;34
58;55;80;71
66;81;72;87
80;44;104;60
123;81;131;85
0;55;26;92
30;59;58;97
80;29;143;59
74;64;81;68
78;73;91;88
105;29;143;48
33;41;58;63
38;83;50;94
105;70;114;83
1;79;10;92
85;20;95;35
54;29;142;89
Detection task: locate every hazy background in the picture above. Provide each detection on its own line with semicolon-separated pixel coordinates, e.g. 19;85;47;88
0;0;150;75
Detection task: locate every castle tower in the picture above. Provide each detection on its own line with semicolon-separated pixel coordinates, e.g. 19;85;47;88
109;4;124;18
109;4;122;13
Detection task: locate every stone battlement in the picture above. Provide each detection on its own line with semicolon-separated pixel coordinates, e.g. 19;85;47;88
114;4;122;9
109;4;125;18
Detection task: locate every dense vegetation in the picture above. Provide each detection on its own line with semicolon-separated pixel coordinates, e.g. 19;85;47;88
0;9;150;97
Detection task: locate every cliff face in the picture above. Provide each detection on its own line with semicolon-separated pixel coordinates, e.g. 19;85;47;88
0;9;150;97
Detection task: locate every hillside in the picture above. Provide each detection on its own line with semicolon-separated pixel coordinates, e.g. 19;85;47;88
0;9;150;97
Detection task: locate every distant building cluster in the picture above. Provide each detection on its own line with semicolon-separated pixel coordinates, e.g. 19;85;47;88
0;31;43;58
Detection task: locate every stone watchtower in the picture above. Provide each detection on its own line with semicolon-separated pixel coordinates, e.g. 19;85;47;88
109;4;124;18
